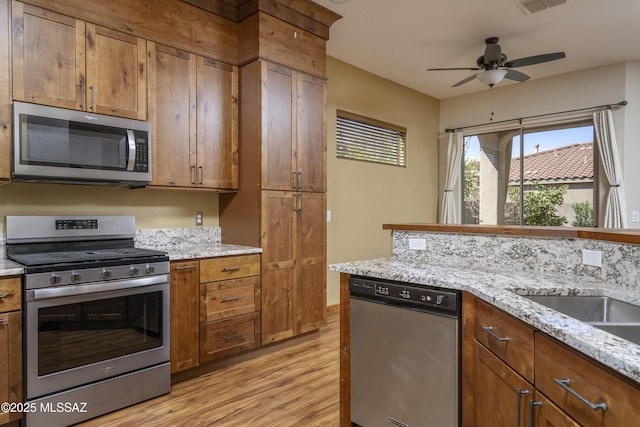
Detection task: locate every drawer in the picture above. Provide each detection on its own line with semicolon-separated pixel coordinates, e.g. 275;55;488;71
200;276;261;322
200;254;260;283
200;312;261;363
0;278;21;313
474;298;534;382
535;333;640;427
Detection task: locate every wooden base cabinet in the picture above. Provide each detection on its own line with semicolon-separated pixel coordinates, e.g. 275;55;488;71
0;278;22;425
466;293;640;427
199;255;261;363
12;1;147;119
169;261;200;374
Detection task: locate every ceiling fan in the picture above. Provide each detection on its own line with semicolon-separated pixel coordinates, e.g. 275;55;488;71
428;37;566;87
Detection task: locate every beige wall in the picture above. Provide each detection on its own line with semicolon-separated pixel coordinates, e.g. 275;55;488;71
326;56;440;305
0;184;219;230
439;61;640;228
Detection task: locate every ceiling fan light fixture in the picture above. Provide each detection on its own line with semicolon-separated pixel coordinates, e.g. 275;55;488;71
478;69;507;86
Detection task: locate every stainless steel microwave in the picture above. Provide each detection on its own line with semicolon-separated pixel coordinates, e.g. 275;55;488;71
13;102;152;186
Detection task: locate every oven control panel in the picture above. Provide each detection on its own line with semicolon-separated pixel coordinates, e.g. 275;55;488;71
349;276;460;315
55;219;99;230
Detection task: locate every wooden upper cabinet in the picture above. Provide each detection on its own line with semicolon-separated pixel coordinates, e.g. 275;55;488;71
0;0;11;181
11;1;146;120
196;58;238;190
262;62;326;192
148;42;197;188
148;42;238;190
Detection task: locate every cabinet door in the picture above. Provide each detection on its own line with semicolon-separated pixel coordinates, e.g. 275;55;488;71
295;192;326;333
148;42;197;187
260;191;296;343
196;57;238;189
531;390;580;427
474;342;532;427
0;311;22;425
262;63;295;191
170;261;200;373
12;1;85;110
0;0;11;180
85;24;147;120
296;73;326;192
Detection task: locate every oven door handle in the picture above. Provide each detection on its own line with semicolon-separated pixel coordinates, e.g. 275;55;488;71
27;275;169;301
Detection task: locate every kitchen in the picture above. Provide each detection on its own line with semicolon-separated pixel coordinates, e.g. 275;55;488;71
1;0;640;426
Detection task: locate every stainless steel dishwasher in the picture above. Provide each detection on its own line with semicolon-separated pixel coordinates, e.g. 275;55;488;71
349;276;461;427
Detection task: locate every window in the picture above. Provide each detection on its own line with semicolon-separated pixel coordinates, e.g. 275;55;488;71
463;121;596;226
336;110;407;167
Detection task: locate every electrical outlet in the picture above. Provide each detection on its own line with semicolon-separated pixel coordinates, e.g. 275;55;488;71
195;211;203;226
327;210;332;222
582;249;602;268
633;211;640;223
408;238;427;251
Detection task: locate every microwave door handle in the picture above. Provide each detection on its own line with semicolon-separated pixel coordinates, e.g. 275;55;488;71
126;130;136;171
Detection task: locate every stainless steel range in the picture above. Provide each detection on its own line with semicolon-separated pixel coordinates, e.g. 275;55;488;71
6;216;170;427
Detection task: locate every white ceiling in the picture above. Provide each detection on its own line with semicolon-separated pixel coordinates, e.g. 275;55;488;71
313;0;640;99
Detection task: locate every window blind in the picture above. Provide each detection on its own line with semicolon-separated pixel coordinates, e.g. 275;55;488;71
336;110;407;167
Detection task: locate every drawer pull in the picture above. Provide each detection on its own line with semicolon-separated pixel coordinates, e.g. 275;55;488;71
0;318;5;325
482;326;510;342
529;400;543;427
515;388;530;427
223;333;243;342
222;266;242;272
0;294;5;299
173;265;198;270
553;378;608;411
222;296;244;303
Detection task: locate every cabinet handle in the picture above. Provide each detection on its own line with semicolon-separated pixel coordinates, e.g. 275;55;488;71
293;172;298;189
80;81;85;109
482;326;510;342
199;166;204;185
223;333;243;342
529;400;542;427
297;172;302;190
0;294;6;299
222;266;242;272
173;264;198;270
516;388;530;427
191;166;196;185
89;85;95;111
222;296;243;303
553;378;607;411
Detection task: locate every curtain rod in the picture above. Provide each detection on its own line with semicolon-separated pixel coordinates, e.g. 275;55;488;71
444;100;628;133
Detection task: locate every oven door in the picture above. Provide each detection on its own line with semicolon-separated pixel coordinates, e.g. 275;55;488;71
25;276;169;399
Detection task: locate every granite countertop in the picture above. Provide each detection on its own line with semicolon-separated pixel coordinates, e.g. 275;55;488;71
157;243;262;261
0;259;25;277
330;257;640;385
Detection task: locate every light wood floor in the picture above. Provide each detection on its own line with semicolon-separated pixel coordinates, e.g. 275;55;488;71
77;312;340;427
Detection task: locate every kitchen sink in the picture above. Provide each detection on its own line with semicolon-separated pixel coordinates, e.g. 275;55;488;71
524;295;640;345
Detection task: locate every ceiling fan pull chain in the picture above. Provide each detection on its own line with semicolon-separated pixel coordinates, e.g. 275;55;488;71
489;87;495;121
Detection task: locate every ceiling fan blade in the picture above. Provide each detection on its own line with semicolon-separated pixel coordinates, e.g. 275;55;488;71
427;67;480;71
504;69;530;82
504;52;566;68
452;74;479;87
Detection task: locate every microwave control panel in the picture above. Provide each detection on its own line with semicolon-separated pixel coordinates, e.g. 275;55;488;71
134;137;148;172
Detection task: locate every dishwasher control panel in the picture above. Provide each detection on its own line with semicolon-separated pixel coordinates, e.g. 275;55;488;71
349;276;460;316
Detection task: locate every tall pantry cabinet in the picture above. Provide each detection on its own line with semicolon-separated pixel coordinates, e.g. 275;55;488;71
220;10;336;344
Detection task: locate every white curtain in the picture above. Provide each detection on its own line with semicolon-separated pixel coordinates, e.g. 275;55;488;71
440;131;464;224
593;109;627;228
